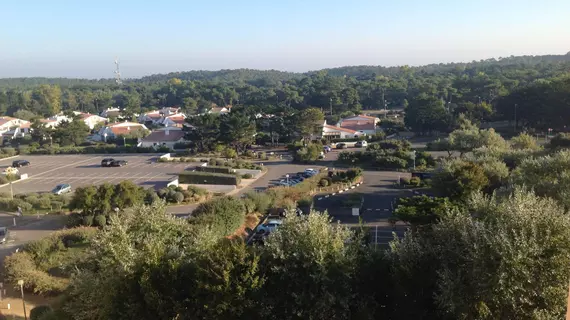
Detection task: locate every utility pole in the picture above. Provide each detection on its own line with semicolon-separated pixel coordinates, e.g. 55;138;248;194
329;98;333;116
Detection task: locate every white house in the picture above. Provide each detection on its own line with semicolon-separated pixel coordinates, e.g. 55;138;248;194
138;127;186;149
161;114;186;127
208;105;232;114
337;114;381;135
96;121;149;142
73;112;108;130
0;117;29;135
322;124;364;139
2;122;31;139
100;107;122;118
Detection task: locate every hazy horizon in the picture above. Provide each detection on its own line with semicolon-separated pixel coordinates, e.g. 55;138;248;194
2;0;569;79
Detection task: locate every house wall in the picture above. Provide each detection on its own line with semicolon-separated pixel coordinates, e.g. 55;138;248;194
322;126;362;139
139;139;181;149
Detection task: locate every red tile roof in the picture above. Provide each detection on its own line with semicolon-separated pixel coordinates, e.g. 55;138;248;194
141;130;186;142
339;120;376;131
323;124;357;133
110;126;146;136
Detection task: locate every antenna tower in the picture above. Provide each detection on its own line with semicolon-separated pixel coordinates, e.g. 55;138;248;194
114;57;122;85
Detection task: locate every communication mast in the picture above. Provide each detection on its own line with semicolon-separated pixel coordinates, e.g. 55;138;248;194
114;57;122;85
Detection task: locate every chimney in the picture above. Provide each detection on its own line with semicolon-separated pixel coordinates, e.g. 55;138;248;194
165;129;170;136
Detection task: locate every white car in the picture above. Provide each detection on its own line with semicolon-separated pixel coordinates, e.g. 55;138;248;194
256;219;283;234
52;184;72;195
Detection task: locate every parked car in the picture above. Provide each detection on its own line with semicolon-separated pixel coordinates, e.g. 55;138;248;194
109;160;128;167
0;227;9;244
336;143;348;149
101;158;115;167
12;160;30;168
355;140;368;148
52;183;71;195
256;219;283;234
304;168;318;176
278;180;292;187
323;146;332;153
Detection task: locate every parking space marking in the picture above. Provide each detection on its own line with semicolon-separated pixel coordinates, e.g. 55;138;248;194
31;156;100;178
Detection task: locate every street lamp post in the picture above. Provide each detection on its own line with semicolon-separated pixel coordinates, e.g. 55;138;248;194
411;150;416;170
103;132;108;143
17;280;27;320
286;174;289;186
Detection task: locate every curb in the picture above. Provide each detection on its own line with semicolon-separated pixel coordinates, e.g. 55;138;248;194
0;176;27;189
315;182;363;201
0;155;20;162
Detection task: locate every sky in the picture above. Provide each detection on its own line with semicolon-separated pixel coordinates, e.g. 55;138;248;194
1;0;569;78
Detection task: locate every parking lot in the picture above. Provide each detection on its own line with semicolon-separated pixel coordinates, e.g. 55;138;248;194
0;154;193;194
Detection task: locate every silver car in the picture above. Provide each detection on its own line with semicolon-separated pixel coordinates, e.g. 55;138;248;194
52;184;71;195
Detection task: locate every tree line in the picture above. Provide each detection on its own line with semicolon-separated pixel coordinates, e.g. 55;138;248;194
0;53;569;133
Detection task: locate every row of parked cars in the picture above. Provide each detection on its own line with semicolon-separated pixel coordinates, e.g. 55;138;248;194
277;168;319;187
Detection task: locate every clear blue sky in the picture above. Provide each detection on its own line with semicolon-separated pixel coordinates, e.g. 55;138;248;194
1;0;569;78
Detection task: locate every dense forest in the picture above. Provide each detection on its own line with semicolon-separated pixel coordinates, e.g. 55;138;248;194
1;53;569;132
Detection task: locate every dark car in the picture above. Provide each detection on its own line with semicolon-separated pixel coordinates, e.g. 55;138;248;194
336;143;348;149
101;158;115;167
12;160;30;168
110;160;128;167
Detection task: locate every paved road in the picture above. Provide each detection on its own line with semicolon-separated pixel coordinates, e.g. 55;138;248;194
0;214;67;263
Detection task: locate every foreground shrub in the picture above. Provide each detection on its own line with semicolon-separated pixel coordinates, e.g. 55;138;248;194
30;305;53;320
190;196;246;237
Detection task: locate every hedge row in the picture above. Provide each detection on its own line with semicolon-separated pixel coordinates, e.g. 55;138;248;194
196;166;236;174
178;171;241;185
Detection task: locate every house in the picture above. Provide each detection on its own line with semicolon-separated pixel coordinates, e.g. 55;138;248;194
39;119;59;128
338;114;381;135
208;105;232;115
2;122;31;139
341;115;381;125
100;107;122;118
0;117;29;135
138;127;187;149
96;121;149;141
322;123;364;139
138;108;185;127
73;112;108;130
161;114;186;127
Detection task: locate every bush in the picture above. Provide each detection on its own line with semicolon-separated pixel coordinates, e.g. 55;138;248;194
297;197;313;208
243;192;273;214
93;214;107;227
400;177;410;186
189;196;246;237
173;191;185;204
409;176;421;187
3;252;67;295
178;171;241;185
346;167;363;181
242;173;253;179
82;215;94;226
187;185;208;195
319;178;330;187
375;156;408;169
30;305;53;320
